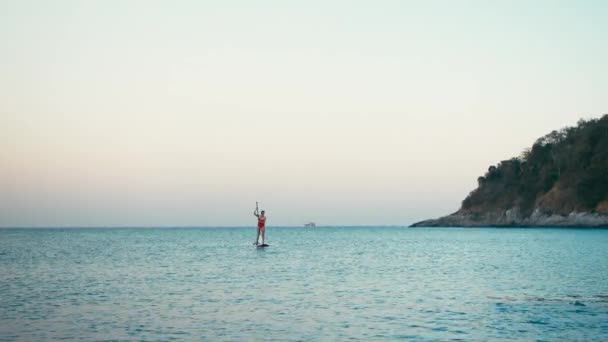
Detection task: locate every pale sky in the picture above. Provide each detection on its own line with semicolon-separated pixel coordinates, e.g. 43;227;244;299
1;0;607;226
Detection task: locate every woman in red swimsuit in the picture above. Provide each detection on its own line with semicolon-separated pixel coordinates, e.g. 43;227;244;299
253;205;267;245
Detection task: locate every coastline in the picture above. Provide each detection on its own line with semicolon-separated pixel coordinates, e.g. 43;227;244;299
411;209;608;228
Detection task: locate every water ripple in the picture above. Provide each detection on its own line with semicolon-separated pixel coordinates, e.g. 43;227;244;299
1;227;607;340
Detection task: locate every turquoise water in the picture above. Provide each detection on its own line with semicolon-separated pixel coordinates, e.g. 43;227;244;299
1;227;607;341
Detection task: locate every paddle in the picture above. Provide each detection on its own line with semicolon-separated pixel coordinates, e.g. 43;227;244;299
253;201;260;245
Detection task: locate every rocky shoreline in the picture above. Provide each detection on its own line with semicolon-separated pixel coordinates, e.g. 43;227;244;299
410;208;608;227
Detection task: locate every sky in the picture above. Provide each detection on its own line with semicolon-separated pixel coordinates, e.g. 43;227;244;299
1;0;607;227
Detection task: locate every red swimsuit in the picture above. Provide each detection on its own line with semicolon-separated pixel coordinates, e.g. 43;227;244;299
257;216;266;229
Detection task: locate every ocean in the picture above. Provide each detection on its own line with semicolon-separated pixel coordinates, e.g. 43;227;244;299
1;227;607;341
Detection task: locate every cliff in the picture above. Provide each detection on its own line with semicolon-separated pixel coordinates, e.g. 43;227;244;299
412;114;608;227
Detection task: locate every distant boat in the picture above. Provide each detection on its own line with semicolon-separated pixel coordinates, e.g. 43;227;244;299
304;222;316;227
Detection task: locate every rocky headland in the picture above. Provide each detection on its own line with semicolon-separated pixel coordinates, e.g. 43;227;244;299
412;115;608;227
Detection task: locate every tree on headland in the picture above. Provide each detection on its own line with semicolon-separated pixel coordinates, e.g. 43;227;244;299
461;114;608;216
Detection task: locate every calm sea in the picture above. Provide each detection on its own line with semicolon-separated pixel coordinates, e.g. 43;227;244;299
1;227;607;341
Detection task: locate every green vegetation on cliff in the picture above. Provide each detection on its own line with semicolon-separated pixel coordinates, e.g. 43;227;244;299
462;114;608;217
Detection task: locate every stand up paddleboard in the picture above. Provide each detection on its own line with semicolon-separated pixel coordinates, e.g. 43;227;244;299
256;244;269;248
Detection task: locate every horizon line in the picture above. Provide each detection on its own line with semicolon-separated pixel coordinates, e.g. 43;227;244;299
0;224;412;229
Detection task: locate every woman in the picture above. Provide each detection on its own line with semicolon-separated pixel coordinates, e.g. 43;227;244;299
253;205;267;245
